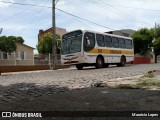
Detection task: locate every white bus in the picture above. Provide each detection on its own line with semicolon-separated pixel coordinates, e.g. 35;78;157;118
61;30;134;70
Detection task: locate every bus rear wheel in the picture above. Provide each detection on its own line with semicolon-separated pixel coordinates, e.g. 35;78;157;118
117;56;126;67
76;64;83;70
95;56;104;69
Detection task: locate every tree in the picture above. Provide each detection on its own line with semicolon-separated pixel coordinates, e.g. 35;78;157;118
8;36;24;43
16;36;24;43
132;28;154;54
0;36;24;53
153;38;160;56
37;32;61;54
153;24;160;62
0;36;17;53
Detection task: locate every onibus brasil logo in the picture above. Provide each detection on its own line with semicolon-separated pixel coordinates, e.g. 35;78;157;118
2;112;42;118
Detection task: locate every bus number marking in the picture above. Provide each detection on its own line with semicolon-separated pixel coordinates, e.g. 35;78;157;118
98;49;102;53
110;50;121;54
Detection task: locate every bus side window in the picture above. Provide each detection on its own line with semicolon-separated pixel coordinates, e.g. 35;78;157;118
119;38;125;49
125;39;132;49
104;35;112;47
84;32;95;52
112;37;119;48
96;34;105;47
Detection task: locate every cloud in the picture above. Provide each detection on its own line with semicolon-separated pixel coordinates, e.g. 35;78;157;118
0;0;160;53
0;0;15;8
56;0;159;31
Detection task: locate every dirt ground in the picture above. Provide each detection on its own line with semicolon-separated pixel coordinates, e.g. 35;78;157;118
0;87;160;120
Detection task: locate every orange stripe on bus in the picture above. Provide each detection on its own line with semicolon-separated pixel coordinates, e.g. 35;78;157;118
88;49;134;55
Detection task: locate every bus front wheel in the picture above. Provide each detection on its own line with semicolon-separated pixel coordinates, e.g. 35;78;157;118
76;64;83;70
95;56;104;69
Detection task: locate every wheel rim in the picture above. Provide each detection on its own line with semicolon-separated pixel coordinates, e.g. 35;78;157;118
121;57;125;65
98;58;102;65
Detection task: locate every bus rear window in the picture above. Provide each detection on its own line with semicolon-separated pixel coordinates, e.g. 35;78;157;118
125;39;132;49
125;39;132;45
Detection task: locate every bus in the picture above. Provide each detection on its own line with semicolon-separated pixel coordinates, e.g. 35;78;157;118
61;30;134;70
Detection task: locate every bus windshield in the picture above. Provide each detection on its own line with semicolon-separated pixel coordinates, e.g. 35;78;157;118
61;30;83;55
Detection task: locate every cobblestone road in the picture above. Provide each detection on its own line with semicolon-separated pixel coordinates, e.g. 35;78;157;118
0;64;160;104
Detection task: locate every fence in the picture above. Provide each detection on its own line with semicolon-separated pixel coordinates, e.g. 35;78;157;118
0;52;61;67
34;54;61;68
0;52;34;66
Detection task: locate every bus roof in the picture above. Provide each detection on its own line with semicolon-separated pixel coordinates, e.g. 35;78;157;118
83;30;133;39
64;29;133;40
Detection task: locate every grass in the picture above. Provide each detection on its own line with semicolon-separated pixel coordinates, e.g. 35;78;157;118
137;80;160;87
114;80;160;89
109;71;159;89
115;84;136;89
142;72;154;78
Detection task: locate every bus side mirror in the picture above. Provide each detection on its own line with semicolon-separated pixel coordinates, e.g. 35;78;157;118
85;37;90;47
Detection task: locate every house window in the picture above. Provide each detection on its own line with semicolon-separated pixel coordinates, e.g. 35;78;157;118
3;52;8;59
20;51;25;60
0;51;1;59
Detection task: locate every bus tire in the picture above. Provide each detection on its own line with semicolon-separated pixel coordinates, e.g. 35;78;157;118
76;64;83;70
118;56;126;67
95;56;104;69
104;63;109;68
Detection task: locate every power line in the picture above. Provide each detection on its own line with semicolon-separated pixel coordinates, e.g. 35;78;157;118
0;0;115;31
56;8;115;31
97;1;160;12
56;13;93;29
19;1;49;35
0;6;32;23
0;1;51;8
55;0;60;5
89;0;153;27
1;0;160;12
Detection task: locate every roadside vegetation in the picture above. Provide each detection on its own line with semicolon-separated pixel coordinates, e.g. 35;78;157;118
131;25;160;63
115;84;137;89
107;70;160;89
137;80;160;87
114;80;160;89
142;72;154;78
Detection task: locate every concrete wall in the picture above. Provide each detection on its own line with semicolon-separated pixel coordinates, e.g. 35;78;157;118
134;57;151;64
0;65;69;74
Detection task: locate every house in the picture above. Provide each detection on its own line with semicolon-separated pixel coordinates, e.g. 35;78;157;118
106;29;135;37
38;27;67;43
0;42;35;66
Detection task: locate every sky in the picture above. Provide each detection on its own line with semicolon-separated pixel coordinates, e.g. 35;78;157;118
0;0;160;53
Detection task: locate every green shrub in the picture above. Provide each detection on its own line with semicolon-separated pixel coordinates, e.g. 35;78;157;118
137;80;160;87
142;73;154;78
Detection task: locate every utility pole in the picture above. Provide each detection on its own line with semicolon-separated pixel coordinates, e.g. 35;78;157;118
154;22;157;63
154;23;157;43
0;28;3;34
52;0;57;70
